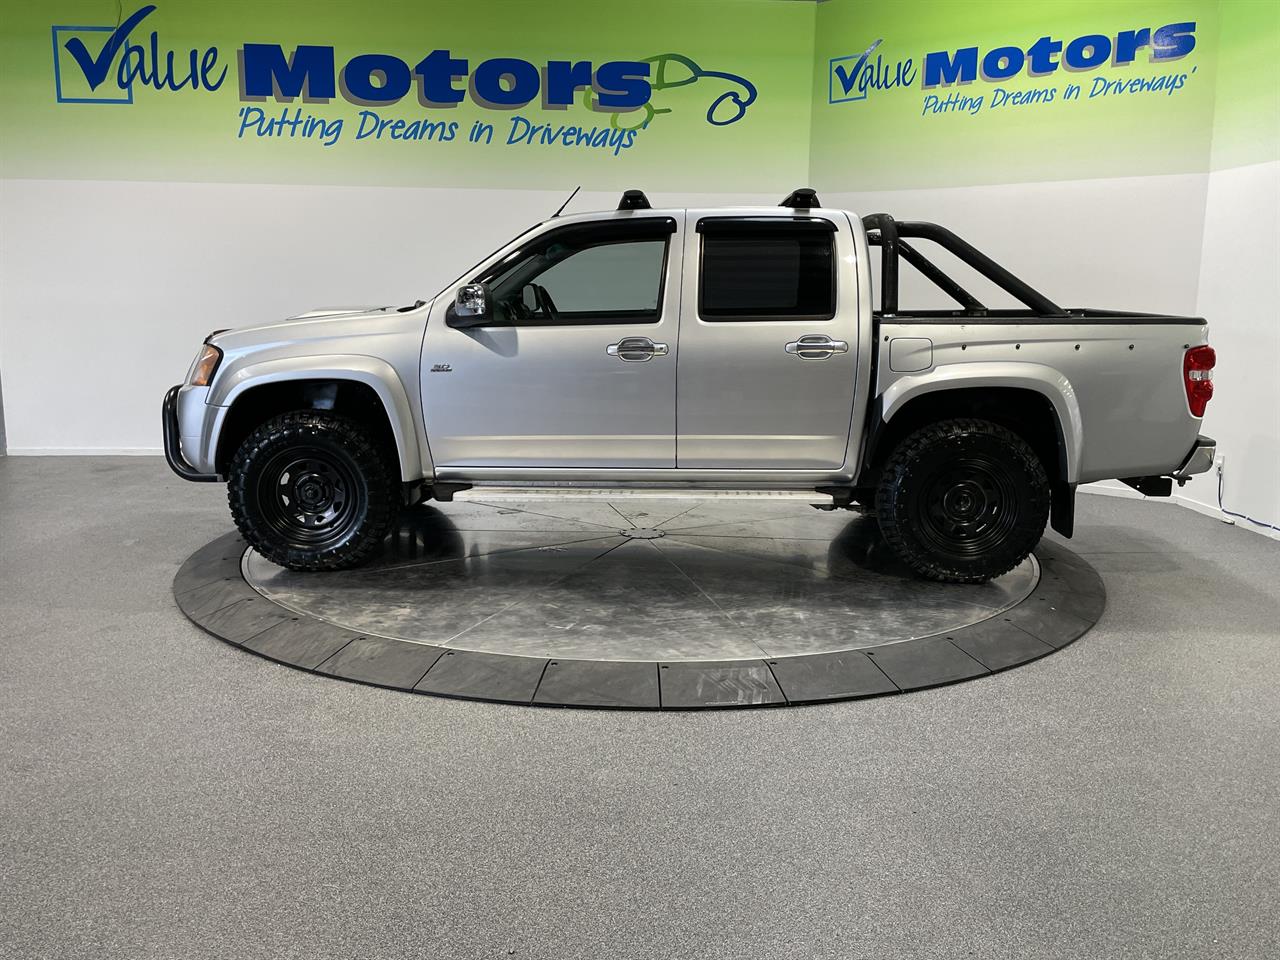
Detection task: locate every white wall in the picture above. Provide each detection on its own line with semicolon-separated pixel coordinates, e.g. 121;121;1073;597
1189;160;1280;529
0;179;552;453
0;180;774;454
822;173;1209;315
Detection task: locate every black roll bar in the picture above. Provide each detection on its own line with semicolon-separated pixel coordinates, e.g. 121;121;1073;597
896;238;984;311
862;214;1066;317
864;213;900;314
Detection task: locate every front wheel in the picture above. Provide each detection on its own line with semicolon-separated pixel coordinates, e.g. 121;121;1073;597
228;411;399;571
875;418;1050;583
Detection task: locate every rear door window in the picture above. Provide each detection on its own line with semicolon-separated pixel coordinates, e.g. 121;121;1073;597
698;219;836;321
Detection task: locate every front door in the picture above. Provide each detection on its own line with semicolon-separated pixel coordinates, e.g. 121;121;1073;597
422;214;682;468
675;212;861;469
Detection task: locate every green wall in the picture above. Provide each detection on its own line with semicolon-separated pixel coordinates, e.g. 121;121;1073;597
810;0;1278;190
0;0;1276;190
1205;0;1280;169
1;0;815;189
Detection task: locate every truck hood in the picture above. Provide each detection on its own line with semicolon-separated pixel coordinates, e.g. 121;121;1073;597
209;301;431;352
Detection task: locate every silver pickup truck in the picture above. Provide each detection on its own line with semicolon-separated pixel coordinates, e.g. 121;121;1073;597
163;188;1216;582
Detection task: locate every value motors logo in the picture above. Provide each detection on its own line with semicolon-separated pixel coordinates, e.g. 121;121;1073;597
829;39;914;104
51;3;651;111
828;21;1198;111
51;5;207;104
49;3;760;152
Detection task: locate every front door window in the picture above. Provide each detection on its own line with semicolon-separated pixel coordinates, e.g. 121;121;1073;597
475;219;674;326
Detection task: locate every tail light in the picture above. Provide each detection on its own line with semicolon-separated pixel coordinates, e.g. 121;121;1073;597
1183;345;1215;417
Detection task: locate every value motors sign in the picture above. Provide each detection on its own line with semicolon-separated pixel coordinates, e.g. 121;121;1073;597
48;3;759;156
52;4;650;110
828;19;1200;117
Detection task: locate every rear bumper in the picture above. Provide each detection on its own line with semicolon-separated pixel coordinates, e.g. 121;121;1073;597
1172;434;1216;479
162;385;219;482
1120;435;1215;497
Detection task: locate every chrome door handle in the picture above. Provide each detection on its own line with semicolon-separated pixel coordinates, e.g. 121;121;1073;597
785;335;849;360
607;337;668;362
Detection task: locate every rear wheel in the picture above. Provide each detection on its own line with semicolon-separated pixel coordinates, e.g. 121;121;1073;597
228;411;399;571
875;418;1050;583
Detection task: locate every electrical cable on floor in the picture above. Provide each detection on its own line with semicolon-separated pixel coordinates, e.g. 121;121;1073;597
1217;467;1280;534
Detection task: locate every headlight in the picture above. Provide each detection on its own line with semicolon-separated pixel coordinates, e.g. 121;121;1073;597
188;343;223;386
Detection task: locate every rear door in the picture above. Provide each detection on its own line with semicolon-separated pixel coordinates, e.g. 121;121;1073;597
675;212;860;469
421;213;683;468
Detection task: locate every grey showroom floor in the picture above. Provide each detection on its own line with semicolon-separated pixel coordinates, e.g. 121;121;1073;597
2;457;1278;960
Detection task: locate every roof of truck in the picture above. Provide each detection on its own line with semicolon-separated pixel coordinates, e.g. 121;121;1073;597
554;205;846;225
557;188;840;224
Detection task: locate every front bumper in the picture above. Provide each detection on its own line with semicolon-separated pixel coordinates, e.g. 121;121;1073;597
1172;434;1216;479
162;385;219;482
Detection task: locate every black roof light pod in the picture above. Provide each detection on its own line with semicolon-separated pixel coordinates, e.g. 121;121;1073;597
781;188;821;209
618;189;651;210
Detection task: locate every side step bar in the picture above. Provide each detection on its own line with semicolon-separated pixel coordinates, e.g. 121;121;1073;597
449;486;838;503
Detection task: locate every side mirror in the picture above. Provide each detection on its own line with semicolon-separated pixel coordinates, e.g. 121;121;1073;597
446;283;491;328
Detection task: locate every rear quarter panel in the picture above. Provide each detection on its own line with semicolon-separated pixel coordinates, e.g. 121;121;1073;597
877;318;1209;482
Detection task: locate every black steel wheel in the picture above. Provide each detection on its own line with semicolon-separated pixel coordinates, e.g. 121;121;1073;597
228;412;399;571
875;418;1050;583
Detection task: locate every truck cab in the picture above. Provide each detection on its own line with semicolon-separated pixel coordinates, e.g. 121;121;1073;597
164;189;1215;582
423;193;870;477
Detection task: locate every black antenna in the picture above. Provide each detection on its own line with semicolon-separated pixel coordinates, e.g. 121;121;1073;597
552;185;580;218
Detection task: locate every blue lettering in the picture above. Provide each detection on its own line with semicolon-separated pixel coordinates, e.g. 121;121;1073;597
341;53;411;103
241;44;335;100
981;46;1024;81
611;129;636;155
1152;22;1197;61
592;60;651;109
60;16;667;119
114;31;224;92
235;105;343;146
1064;34;1111;70
414;50;467;105
545;60;595;106
237;105;264;138
1113;29;1151;65
1088;72;1189;98
507;115;533;144
355;109;381;138
923;47;978;88
921;22;1197;89
473;57;540;107
61;4;156;90
201;47;227;90
1026;36;1062;76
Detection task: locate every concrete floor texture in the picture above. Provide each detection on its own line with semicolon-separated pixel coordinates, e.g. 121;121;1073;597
1;456;1277;960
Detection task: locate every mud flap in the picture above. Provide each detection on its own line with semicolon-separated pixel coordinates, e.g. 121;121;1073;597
1050;481;1076;538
